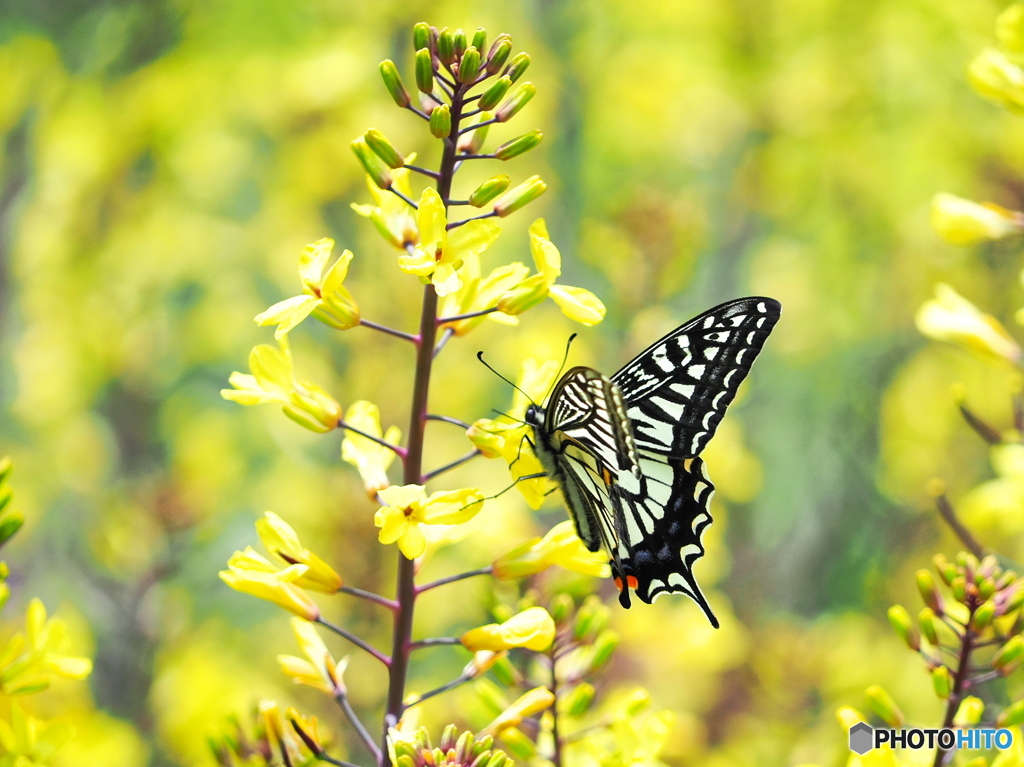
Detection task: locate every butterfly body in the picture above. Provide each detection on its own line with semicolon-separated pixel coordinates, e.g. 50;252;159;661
526;297;781;624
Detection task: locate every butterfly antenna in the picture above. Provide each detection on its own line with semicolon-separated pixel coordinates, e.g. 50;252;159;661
540;332;578;404
476;351;535;404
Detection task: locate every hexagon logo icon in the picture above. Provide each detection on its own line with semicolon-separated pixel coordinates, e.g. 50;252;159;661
849;722;874;755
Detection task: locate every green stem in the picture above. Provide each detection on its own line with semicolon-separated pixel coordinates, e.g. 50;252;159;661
379;80;468;767
932;605;978;767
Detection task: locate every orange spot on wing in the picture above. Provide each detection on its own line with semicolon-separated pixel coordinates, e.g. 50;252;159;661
601;467;613;485
626;575;639;589
614;576;623;591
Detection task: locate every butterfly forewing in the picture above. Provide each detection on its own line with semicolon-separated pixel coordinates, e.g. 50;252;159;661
613;298;782;458
529;296;781;624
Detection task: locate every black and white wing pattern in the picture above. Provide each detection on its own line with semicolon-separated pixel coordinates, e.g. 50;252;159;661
526;297;781;625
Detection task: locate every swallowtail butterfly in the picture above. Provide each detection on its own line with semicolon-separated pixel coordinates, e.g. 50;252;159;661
525;297;781;625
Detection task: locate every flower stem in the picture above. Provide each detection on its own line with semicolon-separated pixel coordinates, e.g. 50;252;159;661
380;78;469;766
416;566;493;593
336;692;382;762
932;605;978;767
426;413;473;429
403;673;472;709
446;210;499;230
338;585;399;611
338;422;407;458
409;637;462;650
316;617;391;666
549;641;563;767
422;449;482;481
359;318;418;343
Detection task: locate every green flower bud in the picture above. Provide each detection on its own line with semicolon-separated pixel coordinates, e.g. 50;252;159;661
472;28;487;54
493;175;547;217
413;22;431;51
934;553;956;586
430;104;452;138
994;636;1024;670
916;569;943;613
437;28;456;65
495;130;543;161
0;514;23;548
485;753;506;767
365;129;404;169
394;740;418;761
954;696;985;727
379;60;410;108
997;570;1018;590
285;381;342;433
565;682;596;717
440;725;458;754
866;685;905;727
0;457;11;485
952;576;967;603
980;554;1000;578
0;486;11;515
472;735;493;758
487;38;513;74
507;52;530;82
454;731;474;764
414;728;431;752
457;114;491;154
590;629;620;671
919;608;939;645
479;76;512;111
1003;585;1024;614
351;138;393;189
458;47;481;84
498;274;547;315
624;689;652;716
887;605;920;650
469;175;510;207
550;593;574;623
453;29;467;58
396;756;416;767
979;577;997;601
415;48;435;94
932;665;952;699
998;699;1024;728
496;83;536;122
973;600;996;631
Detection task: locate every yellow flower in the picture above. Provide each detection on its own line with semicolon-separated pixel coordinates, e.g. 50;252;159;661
398;188;501;297
278;617;347;696
0;701;74;764
481;686;556;736
255;238;359;338
931;193;1024;246
463;650;508;679
467;358;560;508
221;339;342;432
0;599;92;696
219;557;320;620
493;520;610;579
351;160;419;249
915;283;1021;363
341;401;402;498
286;708;325;757
497;219;606;325
256;512;342;593
374;484;485;559
260;700;303;766
461;606;556;652
969;48;1024;113
438;254;530;335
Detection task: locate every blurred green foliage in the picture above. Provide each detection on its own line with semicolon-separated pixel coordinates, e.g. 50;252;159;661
2;0;1023;765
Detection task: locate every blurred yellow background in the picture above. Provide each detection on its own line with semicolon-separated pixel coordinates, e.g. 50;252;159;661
2;0;1023;765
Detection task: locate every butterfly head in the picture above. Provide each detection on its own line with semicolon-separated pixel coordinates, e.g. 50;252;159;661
524;403;545;429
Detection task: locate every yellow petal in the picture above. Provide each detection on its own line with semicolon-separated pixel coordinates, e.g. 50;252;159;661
916;283;1021;362
931;193;1024;246
321;249;354;293
460;607;555;652
298;238;335;287
969;48;1024;113
397;524;427;559
398;247;437;276
447;219;502;260
378;484;426;509
549;284;607;326
420;488;485;525
431;262;462;297
417;187;447;253
528;218;561;282
374;506;409;545
249;344;295;395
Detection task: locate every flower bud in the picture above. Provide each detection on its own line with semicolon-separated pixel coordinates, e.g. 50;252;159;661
951;576;967;603
917;569;943;614
866;685;905;727
285;381;342;433
978;577;997;602
453;29;467;58
933;553;955;584
494;130;543;160
479;76;512;111
440;724;458;753
472;735;493;757
0;486;11;515
997;570;1017;590
493;176;547;217
1003;585;1024;614
430;104;452;138
497;274;547;315
932;192;1024;245
954;696;985;727
932;665;952;699
472;28;487;53
415;48;435;94
496;83;536;122
396;756;415;767
550;593;574;623
380;60;410;108
497;728;534;760
487;38;513;74
973;600;996;631
470;175;511;207
998;699;1024;728
364;129;404;169
459;47;481;84
314;290;360;331
565;682;596;717
0;457;10;485
887;605;920;650
625;689;652;716
994;636;1024;670
437;28;456;65
287;709;324;756
413;22;431;51
351;138;392;190
0;515;23;548
506;52;530;82
919;608;939;645
590;629;619;671
490;655;516;687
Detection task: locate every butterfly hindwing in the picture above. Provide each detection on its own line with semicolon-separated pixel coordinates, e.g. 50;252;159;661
525;296;781;624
